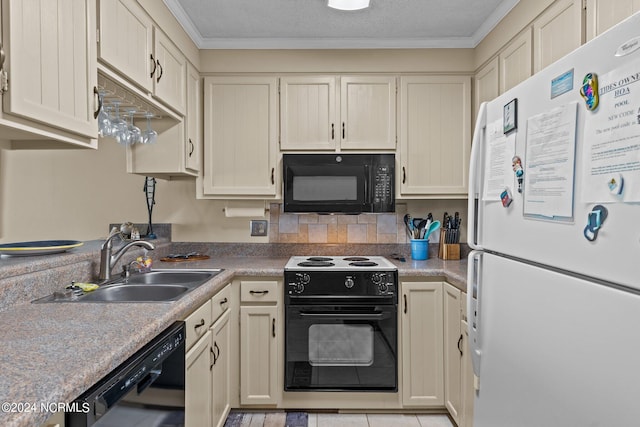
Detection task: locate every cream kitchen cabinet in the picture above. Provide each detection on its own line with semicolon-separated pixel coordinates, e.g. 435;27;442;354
211;310;231;427
339;76;396;150
398;75;470;198
0;0;98;146
185;329;213;427
280;75;396;151
499;28;532;94
586;0;640;40
98;0;186;114
98;0;153;92
401;280;444;407
533;0;584;73
443;283;463;425
239;279;281;405
280;76;337;150
202;76;279;198
126;61;199;178
460;292;475;427
474;57;500;120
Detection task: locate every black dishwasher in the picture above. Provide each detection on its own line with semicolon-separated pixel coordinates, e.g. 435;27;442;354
66;321;186;427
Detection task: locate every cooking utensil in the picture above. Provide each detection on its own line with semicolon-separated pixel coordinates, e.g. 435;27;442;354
404;214;414;238
424;220;441;241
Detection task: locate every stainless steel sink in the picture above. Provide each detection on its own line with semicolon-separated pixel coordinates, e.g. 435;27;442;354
80;284;190;302
33;269;222;303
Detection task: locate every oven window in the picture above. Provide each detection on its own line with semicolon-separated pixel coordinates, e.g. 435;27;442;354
292;176;358;201
308;324;374;366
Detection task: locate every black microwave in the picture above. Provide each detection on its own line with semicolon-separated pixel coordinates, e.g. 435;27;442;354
283;154;395;213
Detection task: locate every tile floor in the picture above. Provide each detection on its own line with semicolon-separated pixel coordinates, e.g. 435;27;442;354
223;411;454;427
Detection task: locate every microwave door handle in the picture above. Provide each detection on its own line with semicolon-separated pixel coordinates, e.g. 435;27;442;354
364;164;371;205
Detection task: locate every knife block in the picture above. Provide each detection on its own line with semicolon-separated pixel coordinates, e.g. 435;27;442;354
438;229;460;260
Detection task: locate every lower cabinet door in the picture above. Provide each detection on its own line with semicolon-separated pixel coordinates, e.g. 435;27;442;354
185;330;212;427
240;305;278;405
212;311;231;427
401;281;444;406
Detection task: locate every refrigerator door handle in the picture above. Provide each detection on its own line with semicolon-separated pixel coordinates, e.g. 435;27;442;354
468;250;482;380
468;102;487;250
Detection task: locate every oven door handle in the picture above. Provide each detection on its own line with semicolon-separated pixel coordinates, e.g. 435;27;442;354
299;310;388;320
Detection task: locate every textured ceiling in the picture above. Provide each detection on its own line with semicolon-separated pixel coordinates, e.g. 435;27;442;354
164;0;521;49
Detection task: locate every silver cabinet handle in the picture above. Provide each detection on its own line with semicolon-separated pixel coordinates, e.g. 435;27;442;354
93;86;102;120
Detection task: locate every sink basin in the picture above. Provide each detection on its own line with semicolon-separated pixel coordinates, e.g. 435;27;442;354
33;269;223;303
126;271;214;286
80;284;190;302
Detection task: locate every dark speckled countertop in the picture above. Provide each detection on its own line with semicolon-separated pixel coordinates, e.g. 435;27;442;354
0;241;467;427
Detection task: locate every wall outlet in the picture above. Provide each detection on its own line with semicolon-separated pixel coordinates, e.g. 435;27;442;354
250;220;268;236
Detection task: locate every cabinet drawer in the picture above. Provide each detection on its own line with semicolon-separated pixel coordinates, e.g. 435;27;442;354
211;283;231;323
240;280;278;303
185;299;212;350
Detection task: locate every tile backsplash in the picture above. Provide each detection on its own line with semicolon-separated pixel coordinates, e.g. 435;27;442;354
268;203;408;244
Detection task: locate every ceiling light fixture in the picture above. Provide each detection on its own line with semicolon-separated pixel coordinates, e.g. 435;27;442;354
327;0;370;11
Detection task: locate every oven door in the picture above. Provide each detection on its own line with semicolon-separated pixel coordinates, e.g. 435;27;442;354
285;304;397;391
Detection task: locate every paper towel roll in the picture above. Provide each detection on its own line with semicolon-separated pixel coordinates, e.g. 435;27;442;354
223;201;266;218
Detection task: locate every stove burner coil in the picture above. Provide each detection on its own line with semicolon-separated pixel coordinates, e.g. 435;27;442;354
343;257;370;262
297;261;335;267
306;257;333;262
349;261;378;267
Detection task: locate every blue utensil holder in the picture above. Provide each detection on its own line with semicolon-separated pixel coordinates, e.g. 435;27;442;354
410;239;429;260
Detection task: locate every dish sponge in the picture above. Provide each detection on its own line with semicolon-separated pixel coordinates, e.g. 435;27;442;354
74;282;99;292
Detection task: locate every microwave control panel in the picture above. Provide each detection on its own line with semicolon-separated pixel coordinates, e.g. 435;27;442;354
373;165;394;210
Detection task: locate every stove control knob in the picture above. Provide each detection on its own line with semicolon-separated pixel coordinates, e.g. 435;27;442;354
371;273;386;284
378;283;389;294
345;277;355;289
295;283;305;293
297;273;310;284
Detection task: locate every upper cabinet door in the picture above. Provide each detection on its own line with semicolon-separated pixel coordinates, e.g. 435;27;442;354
3;0;97;139
340;76;396;150
280;76;337;151
474;57;499;122
185;62;201;173
203;76;278;197
153;28;187;115
499;28;532;94
586;0;640;41
399;75;471;197
98;0;153;92
533;0;584;73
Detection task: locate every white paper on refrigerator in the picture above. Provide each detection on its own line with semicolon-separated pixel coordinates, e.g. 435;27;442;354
523;102;577;220
482;119;514;201
581;61;640;203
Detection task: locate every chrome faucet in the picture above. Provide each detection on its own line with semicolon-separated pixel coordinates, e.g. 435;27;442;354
98;225;155;282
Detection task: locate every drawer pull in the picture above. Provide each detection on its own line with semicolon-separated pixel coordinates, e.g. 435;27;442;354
219;297;228;305
210;346;215;370
403;294;407;314
457;334;463;356
249;290;269;295
272;318;276;337
194;319;205;329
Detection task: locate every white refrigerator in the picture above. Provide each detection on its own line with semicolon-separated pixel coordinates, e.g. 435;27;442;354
467;11;640;427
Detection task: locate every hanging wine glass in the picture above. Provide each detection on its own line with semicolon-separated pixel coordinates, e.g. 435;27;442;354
141;112;158;144
126;109;142;145
110;101;128;144
97;92;112;138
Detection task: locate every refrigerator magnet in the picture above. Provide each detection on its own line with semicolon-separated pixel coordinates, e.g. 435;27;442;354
512;156;524;193
607;173;624;195
503;99;517;134
579;73;599;111
584;205;608;242
500;187;513;207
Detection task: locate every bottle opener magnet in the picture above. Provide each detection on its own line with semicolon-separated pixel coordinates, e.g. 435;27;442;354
584;205;608;242
579;73;599;111
512;156;524;193
500;187;513;208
